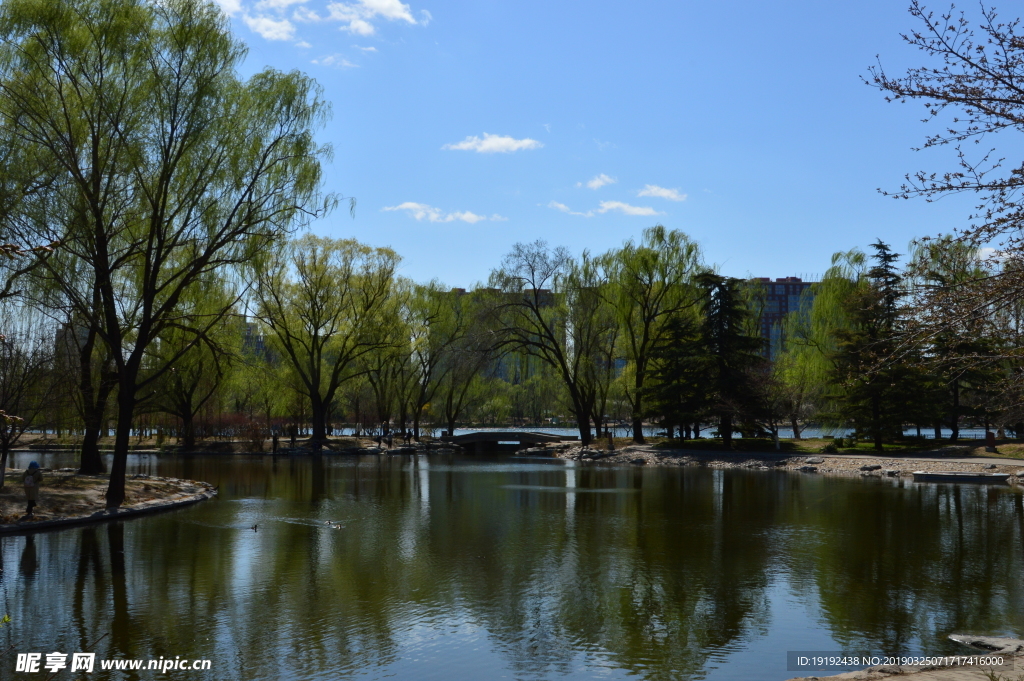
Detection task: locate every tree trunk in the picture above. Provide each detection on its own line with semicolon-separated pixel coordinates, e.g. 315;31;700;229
77;334;114;475
790;416;801;440
631;416;645;444
871;395;883;451
576;417;591;447
181;413;196;449
310;392;327;441
106;384;138;509
949;380;960;443
630;366;647;443
720;413;733;450
0;444;8;491
79;427;105;475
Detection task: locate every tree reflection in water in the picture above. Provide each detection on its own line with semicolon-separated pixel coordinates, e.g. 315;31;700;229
0;455;1020;681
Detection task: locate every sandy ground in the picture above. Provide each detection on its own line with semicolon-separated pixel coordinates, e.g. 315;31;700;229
0;469;212;525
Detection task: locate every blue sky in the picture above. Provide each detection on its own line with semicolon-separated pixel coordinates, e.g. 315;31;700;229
215;0;987;287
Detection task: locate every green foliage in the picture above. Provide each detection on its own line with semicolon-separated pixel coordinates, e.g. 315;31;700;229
253;234;399;440
646;273;766;448
602;226;703;441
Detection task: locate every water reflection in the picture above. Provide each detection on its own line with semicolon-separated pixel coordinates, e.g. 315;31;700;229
0;454;1021;680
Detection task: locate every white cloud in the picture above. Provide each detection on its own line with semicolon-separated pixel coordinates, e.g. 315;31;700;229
637;184;686;201
583;173;616;190
328;0;422;34
292;6;322;21
256;0;307;9
295;39;312;48
243;14;296;40
312;54;359;68
442;133;543;154
362;0;416;21
548;200;594;217
235;0;428;43
596;201;661;216
384;202;505;223
354;45;378;51
214;0;243;16
347;18;375;34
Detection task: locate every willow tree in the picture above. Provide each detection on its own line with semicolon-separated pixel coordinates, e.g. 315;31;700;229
780;249;869;436
148;276;239;448
805;243;927;449
252;234;399;444
404;282;475;440
0;0;332;507
602;226;702;443
488;242;614;446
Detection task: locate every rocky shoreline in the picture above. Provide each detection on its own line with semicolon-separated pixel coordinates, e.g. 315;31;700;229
513;443;1024;485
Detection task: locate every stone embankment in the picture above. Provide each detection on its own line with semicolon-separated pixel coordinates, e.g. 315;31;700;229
516;443;1024;485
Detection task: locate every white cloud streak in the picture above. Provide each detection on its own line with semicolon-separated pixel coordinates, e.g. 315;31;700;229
242;13;296;40
584;173;616;190
443;133;543;154
292;6;322;21
597;201;661;216
311;54;359;67
548;201;594;217
328;0;422;35
256;0;308;9
214;0;243;15
637;184;686;201
384;202;505;223
548;200;661;217
233;0;427;45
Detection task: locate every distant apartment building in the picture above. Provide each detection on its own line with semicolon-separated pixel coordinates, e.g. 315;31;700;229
752;277;816;359
242;322;271;360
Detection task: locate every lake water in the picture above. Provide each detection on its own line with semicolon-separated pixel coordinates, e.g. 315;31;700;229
2;452;1023;680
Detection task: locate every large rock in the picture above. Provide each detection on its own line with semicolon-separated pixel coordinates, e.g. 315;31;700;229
798;465;817;473
859;464;882;471
804;457;824;464
983;463;997;469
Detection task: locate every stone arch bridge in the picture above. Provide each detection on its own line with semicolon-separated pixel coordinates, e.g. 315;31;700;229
440;431;578;453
